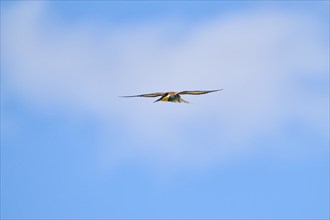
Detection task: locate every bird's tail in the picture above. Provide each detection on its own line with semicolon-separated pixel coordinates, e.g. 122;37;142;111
179;98;190;103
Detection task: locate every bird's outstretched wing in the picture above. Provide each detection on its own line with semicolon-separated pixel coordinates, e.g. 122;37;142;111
121;92;165;98
178;89;222;95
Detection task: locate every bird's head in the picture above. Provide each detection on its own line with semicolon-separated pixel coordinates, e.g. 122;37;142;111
154;93;169;103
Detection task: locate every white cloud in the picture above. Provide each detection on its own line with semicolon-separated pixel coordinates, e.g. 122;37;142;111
2;2;329;172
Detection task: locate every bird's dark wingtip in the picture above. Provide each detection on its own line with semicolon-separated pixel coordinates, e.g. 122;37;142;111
120;95;140;98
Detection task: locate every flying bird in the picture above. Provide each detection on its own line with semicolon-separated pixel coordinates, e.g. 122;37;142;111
121;89;222;103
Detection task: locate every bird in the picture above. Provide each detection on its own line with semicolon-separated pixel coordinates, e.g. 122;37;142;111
121;89;222;103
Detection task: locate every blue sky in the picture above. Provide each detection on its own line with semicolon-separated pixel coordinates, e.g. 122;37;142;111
1;1;329;219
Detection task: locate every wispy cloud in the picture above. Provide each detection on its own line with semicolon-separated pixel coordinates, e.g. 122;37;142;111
2;2;328;172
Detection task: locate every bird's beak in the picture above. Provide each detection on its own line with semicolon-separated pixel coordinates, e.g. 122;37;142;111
154;97;163;103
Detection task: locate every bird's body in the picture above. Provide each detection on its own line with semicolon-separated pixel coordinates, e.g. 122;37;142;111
121;89;222;103
158;92;188;103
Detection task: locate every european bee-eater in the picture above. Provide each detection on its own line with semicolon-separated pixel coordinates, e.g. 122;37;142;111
121;89;222;103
